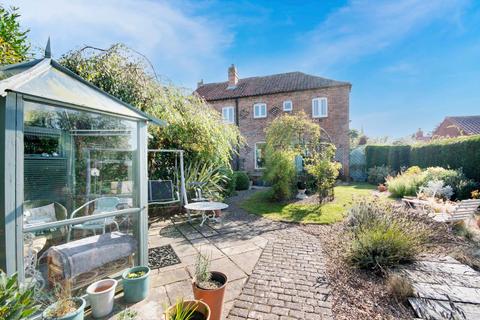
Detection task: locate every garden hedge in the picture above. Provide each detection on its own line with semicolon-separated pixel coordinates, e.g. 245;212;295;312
365;135;480;181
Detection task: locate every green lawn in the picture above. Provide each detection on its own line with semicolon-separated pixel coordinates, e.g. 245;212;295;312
239;183;377;224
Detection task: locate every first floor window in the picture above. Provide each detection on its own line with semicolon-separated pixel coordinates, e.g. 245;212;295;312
255;142;266;169
283;100;293;112
312;97;328;118
222;106;235;124
253;103;267;118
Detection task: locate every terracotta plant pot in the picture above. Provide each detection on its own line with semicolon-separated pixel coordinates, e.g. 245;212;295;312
164;300;210;320
378;184;387;192
192;271;227;320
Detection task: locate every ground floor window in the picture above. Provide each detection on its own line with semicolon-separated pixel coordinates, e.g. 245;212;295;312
255;142;266;169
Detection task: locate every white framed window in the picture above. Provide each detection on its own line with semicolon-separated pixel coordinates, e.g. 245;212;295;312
253;103;267;118
312;97;328;118
255;142;266;169
283;100;293;112
222;106;235;124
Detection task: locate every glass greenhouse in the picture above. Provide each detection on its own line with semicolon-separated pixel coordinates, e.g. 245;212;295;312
0;45;164;298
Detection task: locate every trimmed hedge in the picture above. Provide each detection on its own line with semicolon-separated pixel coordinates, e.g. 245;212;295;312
234;171;250;190
365;135;480;181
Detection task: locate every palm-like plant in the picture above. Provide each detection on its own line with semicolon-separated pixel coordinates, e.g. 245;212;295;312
184;161;230;201
169;299;197;320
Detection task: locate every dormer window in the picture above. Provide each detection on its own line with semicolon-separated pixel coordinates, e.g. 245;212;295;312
253;103;267;118
283;100;293;112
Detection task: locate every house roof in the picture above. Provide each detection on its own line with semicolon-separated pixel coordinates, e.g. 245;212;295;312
195;71;351;101
444;115;480;135
0;56;165;126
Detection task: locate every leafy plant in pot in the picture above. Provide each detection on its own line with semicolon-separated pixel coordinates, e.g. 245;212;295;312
42;283;86;320
191;253;227;320
122;266;151;303
165;298;210;320
0;271;39;320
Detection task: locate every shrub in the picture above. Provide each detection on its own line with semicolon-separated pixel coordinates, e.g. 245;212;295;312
472;190;480;199
221;168;236;196
305;144;341;203
367;165;393;185
184;161;229;201
0;271;39;320
404;166;422;175
264;150;297;201
422;167;477;200
386;173;424;198
345;199;430;272
387;274;414;303
418;180;453;200
234;171;250;191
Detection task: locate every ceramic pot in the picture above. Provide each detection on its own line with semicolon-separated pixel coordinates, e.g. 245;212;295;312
86;279;117;318
43;297;86;320
122;266;150;303
164;300;210;320
192;271;227;320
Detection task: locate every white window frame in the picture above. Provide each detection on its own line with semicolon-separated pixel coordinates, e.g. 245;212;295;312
222;106;235;124
253;103;267;118
312;97;328;118
254;142;266;170
283;100;293;112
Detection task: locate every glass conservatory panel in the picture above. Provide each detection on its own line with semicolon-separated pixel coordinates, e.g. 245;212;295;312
22;100;140;295
23;212;138;298
17;67;148;120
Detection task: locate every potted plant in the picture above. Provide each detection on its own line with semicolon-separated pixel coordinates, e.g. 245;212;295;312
378;184;387;192
0;271;39;319
191;253;227;320
122;266;150;303
86;278;117;318
296;180;308;199
165;299;210;320
43;284;85;320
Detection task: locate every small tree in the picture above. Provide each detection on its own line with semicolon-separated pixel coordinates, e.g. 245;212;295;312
305;143;341;203
0;5;30;64
263;112;321;201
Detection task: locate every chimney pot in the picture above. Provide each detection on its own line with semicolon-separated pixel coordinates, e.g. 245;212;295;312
197;79;204;88
228;64;238;88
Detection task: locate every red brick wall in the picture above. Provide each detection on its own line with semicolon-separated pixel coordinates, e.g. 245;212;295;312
206;86;350;179
433;119;465;138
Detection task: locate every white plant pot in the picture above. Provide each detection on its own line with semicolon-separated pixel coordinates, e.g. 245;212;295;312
87;278;117;318
296;189;308;200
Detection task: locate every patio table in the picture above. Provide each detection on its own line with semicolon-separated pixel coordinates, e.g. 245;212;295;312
184;201;228;227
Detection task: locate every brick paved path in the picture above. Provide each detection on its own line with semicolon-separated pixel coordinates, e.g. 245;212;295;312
227;227;333;320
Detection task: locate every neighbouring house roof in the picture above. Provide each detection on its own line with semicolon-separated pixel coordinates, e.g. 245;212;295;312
0;55;165;126
443;116;480;135
195;71;351;101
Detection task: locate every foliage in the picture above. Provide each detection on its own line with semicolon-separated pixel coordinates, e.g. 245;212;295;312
168;299;198;320
43;283;78;318
0;271;39;320
184;161;230;201
126;271;146;279
118;308;138;320
364;135;480;181
263;112;321;201
404;166;422;175
472;190;480;199
240;183;379;224
386;173;424;198
418;180;453;200
367;165;393;185
222;168;236;196
234;171;250;190
305;144;341;203
386;274;413;303
60;44;243;168
345;199;431;273
0;5;30;64
194;252;211;285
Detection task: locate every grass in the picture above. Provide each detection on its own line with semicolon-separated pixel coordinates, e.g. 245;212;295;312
239;183;377;224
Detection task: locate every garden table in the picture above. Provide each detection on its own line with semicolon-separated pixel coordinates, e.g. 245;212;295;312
184;201;228;227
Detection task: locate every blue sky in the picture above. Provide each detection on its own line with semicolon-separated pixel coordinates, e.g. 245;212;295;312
6;0;480;138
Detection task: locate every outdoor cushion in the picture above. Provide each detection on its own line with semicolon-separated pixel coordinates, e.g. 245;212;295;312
48;231;137;279
24;203;56;225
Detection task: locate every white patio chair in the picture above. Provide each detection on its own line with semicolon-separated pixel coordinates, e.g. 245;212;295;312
433;199;480;223
67;197;120;242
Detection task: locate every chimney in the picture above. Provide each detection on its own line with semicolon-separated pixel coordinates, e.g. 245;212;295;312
228;64;238;88
415;128;424;139
197;79;204;88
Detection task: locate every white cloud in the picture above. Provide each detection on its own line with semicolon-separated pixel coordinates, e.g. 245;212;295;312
298;0;469;71
6;0;233;87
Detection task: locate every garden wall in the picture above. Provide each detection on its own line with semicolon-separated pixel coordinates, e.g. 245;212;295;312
365;135;480;181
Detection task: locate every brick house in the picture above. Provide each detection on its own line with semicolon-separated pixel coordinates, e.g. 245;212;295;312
432;115;480;138
195;65;351;181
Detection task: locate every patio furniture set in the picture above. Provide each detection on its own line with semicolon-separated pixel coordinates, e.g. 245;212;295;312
402;197;480;222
